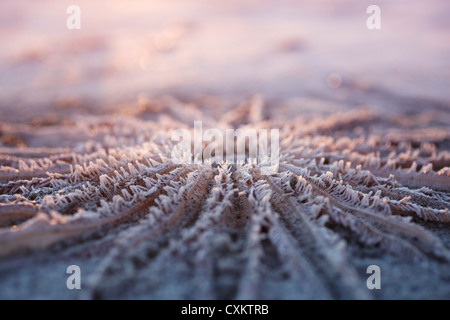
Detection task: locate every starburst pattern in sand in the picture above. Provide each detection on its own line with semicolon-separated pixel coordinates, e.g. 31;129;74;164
0;96;449;299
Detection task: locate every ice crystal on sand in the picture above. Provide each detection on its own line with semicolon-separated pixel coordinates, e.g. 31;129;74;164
0;95;449;299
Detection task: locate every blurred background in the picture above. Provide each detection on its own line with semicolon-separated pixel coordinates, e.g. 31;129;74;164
0;0;449;123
